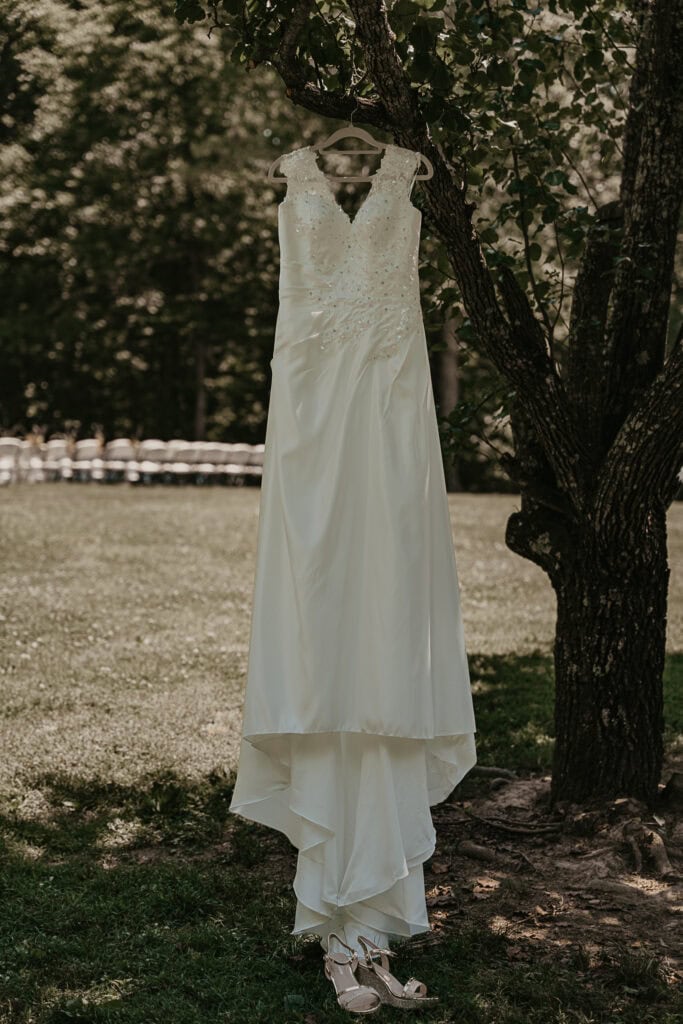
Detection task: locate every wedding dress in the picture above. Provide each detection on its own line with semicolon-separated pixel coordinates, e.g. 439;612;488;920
228;143;477;948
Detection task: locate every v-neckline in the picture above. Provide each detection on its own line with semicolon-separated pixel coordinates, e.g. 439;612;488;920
304;144;397;227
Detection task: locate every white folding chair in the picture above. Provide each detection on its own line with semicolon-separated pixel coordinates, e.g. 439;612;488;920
185;441;205;484
18;440;46;483
193;442;220;485
42;438;73;481
136;440;168;484
223;443;253;486
244;443;265;484
103;438;140;483
72;439;105;482
163;440;196;485
0;437;21;486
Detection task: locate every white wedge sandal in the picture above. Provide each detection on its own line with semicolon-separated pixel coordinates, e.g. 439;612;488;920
323;932;382;1015
356;934;439;1010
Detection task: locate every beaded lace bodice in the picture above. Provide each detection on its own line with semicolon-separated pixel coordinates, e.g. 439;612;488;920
272;143;424;363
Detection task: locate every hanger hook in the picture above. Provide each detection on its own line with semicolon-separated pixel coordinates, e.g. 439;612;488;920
349;98;360;126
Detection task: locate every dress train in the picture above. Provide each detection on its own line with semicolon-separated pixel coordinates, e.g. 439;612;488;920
230;729;476;941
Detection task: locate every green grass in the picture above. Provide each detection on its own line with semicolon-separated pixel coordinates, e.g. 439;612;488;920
470;650;683;771
2;765;682;1024
1;484;681;1023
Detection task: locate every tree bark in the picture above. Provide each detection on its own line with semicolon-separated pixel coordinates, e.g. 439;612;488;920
551;505;668;808
194;335;207;441
437;316;462;493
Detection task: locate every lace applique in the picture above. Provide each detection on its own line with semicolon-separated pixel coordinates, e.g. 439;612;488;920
280;144;419;221
276;144;423;366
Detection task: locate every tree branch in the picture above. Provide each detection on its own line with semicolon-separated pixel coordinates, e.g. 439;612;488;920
593;335;683;539
511;146;555;341
345;0;589;509
603;0;683;441
268;0;389;125
565;199;623;456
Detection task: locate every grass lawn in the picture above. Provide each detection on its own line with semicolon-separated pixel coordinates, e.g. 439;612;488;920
1;484;681;1024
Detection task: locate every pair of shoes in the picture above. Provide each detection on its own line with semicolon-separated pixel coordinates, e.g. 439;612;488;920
323;932;382;1015
356;935;439;1010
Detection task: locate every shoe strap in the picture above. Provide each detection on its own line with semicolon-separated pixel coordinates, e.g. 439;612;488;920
324;950;359;971
358;935;396;968
326;930;356;956
403;976;429;998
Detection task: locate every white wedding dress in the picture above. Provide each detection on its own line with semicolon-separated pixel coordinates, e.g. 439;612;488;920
229;143;477;948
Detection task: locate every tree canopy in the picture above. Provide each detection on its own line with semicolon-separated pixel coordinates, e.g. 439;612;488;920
0;0;291;442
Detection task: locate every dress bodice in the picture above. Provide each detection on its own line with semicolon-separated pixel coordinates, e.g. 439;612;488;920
274;144;424;363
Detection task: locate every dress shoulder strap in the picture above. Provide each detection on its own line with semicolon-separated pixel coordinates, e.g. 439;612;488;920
280;144;419;181
372;146;421;195
279;147;316;179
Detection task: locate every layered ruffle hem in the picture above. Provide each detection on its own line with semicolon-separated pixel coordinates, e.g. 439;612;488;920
228;729;476;941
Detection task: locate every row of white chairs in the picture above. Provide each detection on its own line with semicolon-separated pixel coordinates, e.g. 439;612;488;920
0;437;265;486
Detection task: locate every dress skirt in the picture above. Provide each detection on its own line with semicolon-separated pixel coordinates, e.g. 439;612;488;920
230;730;476;941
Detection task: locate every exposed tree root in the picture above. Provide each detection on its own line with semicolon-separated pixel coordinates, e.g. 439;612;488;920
456;839;499;863
439;773;683;883
469;766;518;780
622;820;676;878
462;807;563;835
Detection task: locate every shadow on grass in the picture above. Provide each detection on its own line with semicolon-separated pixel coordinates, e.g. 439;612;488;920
1;769;242;861
1;651;681;1023
469;649;683;776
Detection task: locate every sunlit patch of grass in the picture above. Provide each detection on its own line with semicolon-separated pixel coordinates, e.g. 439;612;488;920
1;769;239;865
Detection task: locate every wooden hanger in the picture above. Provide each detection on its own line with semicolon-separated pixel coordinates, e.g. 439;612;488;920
267;121;434;182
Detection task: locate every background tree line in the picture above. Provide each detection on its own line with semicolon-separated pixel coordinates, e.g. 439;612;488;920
1;0;283;445
2;0;580;491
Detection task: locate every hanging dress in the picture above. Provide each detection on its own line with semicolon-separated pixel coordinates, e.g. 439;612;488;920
228;143;477;945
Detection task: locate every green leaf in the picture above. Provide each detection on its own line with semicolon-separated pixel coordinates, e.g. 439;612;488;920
543;170;569;186
174;0;206;23
518;62;538;86
429;57;455;94
487;60;515;87
392;0;422;18
585;48;603;70
409;17;442;52
453;44;475;66
409;51;433;82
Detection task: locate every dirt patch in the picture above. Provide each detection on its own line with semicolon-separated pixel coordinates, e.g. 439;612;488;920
421;759;683;985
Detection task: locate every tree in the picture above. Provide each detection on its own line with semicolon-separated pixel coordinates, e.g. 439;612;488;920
0;0;294;442
176;0;683;809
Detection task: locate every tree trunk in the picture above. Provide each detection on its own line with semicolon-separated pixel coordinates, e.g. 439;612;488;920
549;505;669;809
438;316;461;493
194;335;207;441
